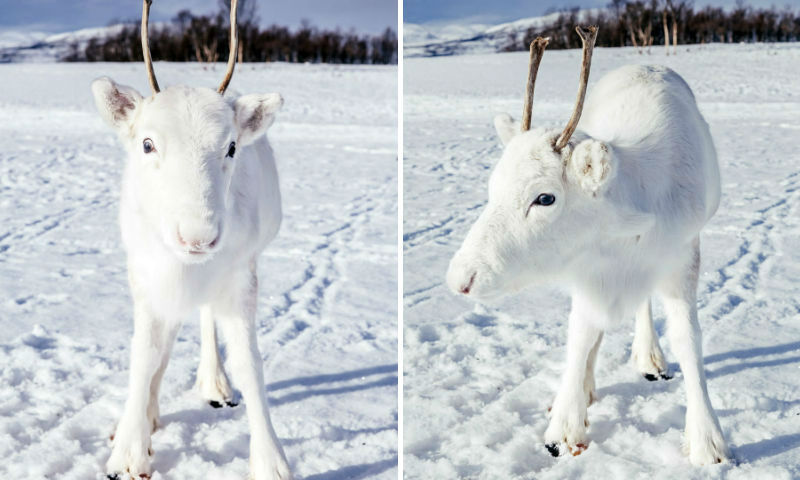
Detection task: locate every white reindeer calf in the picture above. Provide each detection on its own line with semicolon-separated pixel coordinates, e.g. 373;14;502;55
92;1;291;479
447;27;731;465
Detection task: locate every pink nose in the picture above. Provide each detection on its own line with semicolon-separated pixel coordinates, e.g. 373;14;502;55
459;272;476;295
177;230;219;252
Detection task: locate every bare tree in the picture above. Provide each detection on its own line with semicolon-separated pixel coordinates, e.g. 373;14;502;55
187;14;222;63
624;3;640;50
662;0;671;55
609;0;628;46
219;0;257;62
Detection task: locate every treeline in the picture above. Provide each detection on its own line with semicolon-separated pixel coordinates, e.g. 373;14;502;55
503;1;800;53
64;1;396;64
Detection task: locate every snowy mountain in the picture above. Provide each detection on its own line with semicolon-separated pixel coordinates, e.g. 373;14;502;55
0;24;130;63
404;9;603;57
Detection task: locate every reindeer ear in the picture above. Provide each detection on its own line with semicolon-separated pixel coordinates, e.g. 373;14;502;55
234;93;284;146
494;113;519;146
567;139;614;196
91;77;143;132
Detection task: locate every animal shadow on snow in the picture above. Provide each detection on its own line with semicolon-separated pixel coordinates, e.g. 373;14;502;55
266;363;398;406
594;340;800;462
703;341;800;380
736;433;800;464
705;341;800;464
153;364;398;474
304;456;398;480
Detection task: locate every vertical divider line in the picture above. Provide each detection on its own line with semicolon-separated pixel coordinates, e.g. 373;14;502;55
397;0;405;476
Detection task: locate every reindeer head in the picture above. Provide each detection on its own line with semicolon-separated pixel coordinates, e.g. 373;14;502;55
447;26;654;299
92;0;282;264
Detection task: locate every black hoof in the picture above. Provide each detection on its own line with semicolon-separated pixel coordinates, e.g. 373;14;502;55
226;401;238;407
644;372;673;381
545;442;560;457
209;400;223;409
106;474;120;480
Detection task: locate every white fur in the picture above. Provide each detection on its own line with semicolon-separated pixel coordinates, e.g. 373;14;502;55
92;76;292;479
447;65;730;464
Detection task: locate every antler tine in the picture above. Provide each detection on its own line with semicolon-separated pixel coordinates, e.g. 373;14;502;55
521;36;550;132
555;25;598;151
141;0;160;94
217;0;239;95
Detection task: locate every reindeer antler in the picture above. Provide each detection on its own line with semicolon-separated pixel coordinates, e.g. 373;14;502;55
141;0;160;94
521;36;550;132
555;25;598;151
217;0;239;95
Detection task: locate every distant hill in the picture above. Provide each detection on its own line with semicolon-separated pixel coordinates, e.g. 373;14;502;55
0;25;129;63
404;9;602;57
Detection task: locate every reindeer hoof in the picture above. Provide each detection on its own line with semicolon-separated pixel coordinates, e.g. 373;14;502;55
225;401;238;407
209;400;223;409
569;443;589;456
643;372;672;381
545;442;560;457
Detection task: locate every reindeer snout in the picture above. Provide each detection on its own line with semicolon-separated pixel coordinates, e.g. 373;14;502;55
177;223;220;254
446;252;479;296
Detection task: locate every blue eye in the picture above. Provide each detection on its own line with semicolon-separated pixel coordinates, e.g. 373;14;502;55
226;142;236;158
143;138;155;154
533;193;556;206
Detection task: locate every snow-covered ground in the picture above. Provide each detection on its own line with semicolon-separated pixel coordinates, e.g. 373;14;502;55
403;43;800;479
0;62;397;479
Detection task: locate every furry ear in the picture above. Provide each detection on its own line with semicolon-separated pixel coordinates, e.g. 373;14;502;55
494;113;519;146
234;93;284;146
567;139;614;196
91;77;143;132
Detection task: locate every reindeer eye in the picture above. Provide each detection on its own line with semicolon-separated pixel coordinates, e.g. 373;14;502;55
143;138;155;154
226;142;236;158
532;193;556;207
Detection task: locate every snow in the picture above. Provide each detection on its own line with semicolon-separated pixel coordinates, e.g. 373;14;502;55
0;62;397;479
403;43;800;479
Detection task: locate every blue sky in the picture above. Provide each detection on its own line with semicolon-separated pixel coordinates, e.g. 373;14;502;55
405;0;800;25
0;0;397;35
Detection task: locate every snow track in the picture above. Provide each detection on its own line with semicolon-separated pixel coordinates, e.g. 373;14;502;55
403;44;800;479
0;62;397;479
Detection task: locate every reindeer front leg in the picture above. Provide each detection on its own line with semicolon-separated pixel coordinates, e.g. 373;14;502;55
107;302;179;479
583;331;603;406
658;239;730;465
196;304;235;408
632;298;670;380
544;296;603;457
146;322;179;434
215;263;291;480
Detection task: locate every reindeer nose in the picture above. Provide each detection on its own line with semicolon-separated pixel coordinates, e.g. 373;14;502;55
460;272;477;295
177;225;219;253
